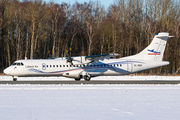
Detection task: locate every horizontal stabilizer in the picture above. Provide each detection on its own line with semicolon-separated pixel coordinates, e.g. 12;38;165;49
151;36;174;39
156;36;174;38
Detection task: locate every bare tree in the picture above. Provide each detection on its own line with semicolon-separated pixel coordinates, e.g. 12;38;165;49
77;2;98;55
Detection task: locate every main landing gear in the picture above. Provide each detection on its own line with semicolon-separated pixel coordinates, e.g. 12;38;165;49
74;75;91;81
75;78;81;81
84;75;91;81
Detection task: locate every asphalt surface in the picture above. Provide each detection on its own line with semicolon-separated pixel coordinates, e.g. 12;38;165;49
0;80;180;84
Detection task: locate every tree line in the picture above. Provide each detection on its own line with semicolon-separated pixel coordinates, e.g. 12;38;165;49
0;0;180;75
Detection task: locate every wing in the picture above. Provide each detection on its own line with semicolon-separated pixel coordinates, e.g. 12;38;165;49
54;53;120;64
85;53;120;62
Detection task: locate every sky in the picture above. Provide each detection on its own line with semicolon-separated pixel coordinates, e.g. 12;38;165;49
43;0;114;8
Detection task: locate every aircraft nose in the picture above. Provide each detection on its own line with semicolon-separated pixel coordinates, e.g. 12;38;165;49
3;68;10;75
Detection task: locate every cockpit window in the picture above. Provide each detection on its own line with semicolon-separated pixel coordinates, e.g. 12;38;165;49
12;62;24;66
12;63;17;66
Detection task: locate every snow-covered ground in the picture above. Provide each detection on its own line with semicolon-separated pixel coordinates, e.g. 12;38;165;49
1;75;180;81
0;84;180;120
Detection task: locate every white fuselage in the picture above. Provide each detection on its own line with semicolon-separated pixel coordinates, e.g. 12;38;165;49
3;58;169;78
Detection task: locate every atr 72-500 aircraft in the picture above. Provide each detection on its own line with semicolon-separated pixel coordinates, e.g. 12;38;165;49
4;32;173;81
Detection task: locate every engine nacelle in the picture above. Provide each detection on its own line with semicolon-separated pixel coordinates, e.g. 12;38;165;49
63;71;81;79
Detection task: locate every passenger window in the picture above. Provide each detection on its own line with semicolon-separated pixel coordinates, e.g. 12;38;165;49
60;65;61;67
53;65;55;67
138;64;142;67
67;65;68;67
17;63;20;66
47;65;48;68
21;63;24;65
63;65;65;67
120;64;122;67
50;65;52;67
56;65;58;67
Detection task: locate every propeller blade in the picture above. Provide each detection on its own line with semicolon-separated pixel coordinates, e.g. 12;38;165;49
66;48;73;65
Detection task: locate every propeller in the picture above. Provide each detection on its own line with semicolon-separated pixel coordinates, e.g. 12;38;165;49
66;48;73;65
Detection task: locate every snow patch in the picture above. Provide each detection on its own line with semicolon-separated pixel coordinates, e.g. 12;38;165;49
0;85;180;119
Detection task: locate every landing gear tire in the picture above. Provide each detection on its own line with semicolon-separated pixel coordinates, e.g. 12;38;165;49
75;78;81;81
84;76;91;81
13;78;17;81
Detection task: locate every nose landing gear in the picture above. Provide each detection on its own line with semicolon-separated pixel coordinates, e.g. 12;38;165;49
12;76;17;81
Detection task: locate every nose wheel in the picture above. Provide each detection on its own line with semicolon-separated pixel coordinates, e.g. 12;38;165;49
12;76;17;81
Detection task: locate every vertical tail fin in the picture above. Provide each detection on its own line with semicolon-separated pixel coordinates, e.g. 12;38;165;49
124;32;173;61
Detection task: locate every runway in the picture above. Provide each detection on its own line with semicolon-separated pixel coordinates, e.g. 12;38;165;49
0;80;180;84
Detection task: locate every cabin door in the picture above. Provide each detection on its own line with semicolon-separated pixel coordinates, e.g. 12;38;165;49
42;63;46;70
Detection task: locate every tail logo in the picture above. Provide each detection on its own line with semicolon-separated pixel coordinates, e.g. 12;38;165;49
147;49;161;55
